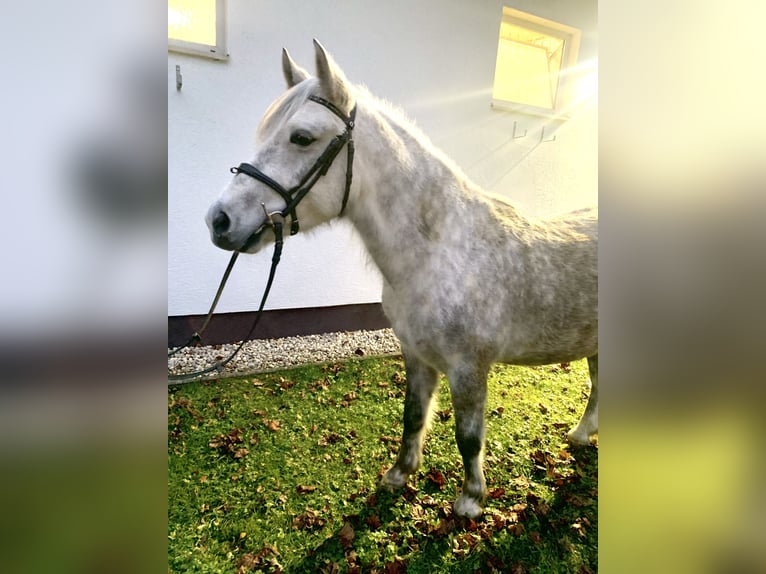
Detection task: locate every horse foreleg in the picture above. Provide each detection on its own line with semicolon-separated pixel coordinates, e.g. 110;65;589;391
567;354;598;445
449;363;489;518
380;350;439;490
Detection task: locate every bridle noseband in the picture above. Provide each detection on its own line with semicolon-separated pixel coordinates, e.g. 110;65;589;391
230;94;357;240
169;95;357;383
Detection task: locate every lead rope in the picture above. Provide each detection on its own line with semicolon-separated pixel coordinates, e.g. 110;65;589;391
169;96;356;384
168;250;239;358
168;219;284;385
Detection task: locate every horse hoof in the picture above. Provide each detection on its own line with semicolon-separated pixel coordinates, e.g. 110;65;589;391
379;467;407;491
566;428;596;446
454;494;484;518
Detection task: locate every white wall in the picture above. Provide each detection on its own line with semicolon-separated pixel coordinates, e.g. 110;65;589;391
168;0;597;317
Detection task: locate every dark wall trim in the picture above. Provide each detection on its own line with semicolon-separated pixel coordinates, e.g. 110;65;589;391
168;303;390;347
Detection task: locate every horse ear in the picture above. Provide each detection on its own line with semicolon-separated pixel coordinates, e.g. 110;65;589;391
282;48;310;88
313;39;353;111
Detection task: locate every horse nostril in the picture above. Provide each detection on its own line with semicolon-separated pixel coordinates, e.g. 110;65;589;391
212;211;230;234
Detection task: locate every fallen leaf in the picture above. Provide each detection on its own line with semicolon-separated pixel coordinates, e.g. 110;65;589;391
425;467;446;489
237;553;258;573
296;484;318;494
452;532;480;556
391;371;405;385
276;377;295;389
209;427;246;456
436;409;452;421
384;557;407;574
345;549;359;566
237;545;282;574
379;435;401;444
291;508;326;530
265;419;281;432
432;518;455;537
233;448;249;459
488;487;506;499
338;521;355;549
558;449;575;463
365;514;382;530
319;432;342;446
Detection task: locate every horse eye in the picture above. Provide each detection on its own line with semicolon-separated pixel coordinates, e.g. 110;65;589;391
290;130;315;147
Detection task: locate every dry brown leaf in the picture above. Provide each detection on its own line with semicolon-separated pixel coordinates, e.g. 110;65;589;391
338;521;355;549
488;487;506;499
425;467;446;488
265;419;281;432
365;514;382;530
384;557;407;574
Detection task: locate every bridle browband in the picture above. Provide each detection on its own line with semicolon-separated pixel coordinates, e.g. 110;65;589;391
231;94;357;239
169;94;357;384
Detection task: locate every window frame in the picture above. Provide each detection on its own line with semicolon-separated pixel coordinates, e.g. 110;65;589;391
491;7;581;118
168;0;228;61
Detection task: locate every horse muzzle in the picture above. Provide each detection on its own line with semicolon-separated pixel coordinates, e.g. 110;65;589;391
206;203;274;253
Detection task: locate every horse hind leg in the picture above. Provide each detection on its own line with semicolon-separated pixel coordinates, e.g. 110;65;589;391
380;350;439;491
567;354;598;446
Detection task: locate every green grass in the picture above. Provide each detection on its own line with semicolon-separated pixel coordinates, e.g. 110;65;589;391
168;356;597;573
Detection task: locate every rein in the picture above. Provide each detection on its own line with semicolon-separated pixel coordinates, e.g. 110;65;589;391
169;95;357;384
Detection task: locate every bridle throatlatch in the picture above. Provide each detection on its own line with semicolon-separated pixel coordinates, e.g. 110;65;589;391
169;95;357;384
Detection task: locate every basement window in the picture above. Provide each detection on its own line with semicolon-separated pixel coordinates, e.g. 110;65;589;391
168;0;228;60
492;7;581;117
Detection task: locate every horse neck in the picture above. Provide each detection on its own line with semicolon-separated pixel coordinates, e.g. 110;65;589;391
345;96;480;283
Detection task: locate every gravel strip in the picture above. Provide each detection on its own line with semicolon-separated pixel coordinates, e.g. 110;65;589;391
169;328;401;383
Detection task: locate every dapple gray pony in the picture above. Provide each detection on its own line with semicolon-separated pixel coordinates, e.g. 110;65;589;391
206;41;597;518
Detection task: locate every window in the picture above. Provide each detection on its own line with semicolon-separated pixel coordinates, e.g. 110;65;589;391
492;7;581;117
168;0;228;60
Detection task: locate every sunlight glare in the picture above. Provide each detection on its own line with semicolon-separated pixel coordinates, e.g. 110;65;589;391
168;0;216;46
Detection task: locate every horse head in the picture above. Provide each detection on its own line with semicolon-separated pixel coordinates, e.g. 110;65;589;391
206;40;357;253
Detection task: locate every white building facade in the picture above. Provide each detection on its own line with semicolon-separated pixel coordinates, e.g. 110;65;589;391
168;0;597;341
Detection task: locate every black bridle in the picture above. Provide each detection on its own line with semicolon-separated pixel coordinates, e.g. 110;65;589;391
169;95;357;384
232;95;357;240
